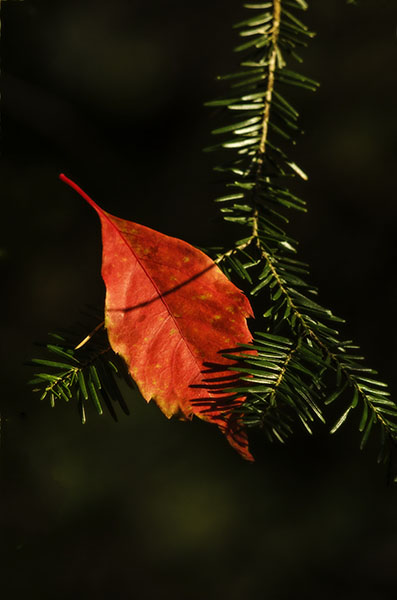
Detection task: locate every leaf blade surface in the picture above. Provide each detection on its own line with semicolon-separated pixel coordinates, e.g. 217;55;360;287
60;174;254;460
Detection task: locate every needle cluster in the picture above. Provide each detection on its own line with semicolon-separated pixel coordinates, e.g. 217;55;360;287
205;0;396;473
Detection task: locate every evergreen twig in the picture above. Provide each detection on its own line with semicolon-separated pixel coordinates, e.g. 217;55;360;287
205;0;397;474
29;330;130;422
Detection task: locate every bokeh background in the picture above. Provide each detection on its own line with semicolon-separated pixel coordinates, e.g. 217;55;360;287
1;0;397;598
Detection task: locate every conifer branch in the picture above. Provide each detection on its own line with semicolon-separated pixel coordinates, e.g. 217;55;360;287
206;0;397;475
30;331;130;422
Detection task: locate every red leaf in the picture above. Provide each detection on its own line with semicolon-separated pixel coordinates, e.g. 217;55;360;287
60;174;254;460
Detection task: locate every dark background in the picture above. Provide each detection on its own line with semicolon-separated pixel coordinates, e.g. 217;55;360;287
1;1;397;598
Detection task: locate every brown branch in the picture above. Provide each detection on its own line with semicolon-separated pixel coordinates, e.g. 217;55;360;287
257;0;281;162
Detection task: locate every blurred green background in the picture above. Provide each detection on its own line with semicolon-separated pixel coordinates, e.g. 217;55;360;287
1;1;397;598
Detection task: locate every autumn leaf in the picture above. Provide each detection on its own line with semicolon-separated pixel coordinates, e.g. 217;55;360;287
60;174;254;460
